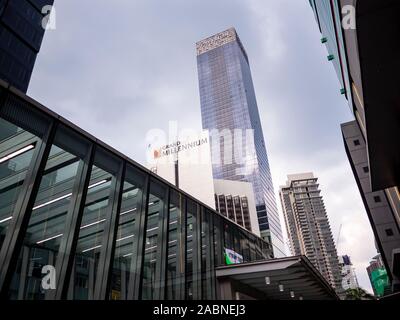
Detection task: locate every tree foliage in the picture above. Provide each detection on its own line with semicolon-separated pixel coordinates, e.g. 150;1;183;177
344;288;375;300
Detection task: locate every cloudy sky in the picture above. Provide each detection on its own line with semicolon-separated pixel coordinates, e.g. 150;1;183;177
28;0;377;292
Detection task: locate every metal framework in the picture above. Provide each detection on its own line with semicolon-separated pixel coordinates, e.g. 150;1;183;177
0;80;272;300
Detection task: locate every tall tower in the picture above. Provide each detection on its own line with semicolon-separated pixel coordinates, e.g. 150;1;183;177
279;173;342;291
196;28;285;257
0;0;54;92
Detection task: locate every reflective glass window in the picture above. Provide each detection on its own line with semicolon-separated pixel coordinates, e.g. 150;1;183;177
0;117;38;253
223;221;234;263
9;125;90;300
109;164;146;300
70;148;121;300
201;209;213;299
212;214;223;267
166;190;183;300
185;199;199;300
0;94;51;255
141;179;168;300
241;231;251;262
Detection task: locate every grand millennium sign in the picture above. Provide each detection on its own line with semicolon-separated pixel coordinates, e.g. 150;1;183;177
153;137;209;159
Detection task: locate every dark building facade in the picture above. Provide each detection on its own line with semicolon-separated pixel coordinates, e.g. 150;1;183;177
309;0;400;292
0;0;54;93
215;193;252;233
0;81;272;300
196;28;285;257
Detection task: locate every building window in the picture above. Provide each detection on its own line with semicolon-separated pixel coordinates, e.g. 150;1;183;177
9;125;91;300
353;139;360;146
385;229;394;237
109;164;147;300
373;196;382;203
362;166;369;173
141;179;169;300
166;190;184;300
186;200;200;300
71;147;123;300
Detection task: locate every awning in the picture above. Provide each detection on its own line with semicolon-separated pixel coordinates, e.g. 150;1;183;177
216;256;339;300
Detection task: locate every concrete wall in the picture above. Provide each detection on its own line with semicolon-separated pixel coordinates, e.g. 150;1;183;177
341;120;400;284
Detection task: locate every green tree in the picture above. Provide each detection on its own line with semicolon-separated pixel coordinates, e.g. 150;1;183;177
345;288;375;300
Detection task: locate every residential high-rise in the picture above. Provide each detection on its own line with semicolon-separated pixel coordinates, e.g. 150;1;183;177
196;28;285;257
309;0;400;292
279;173;342;291
339;255;359;290
0;0;54;92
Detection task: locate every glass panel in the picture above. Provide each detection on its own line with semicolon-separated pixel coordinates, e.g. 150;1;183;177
241;231;251;262
255;238;263;260
249;235;256;261
261;240;270;259
223;221;234;265
0;116;38;254
185;199;199;300
5;124;91;300
201;209;213;299
234;227;241;257
71;149;120;300
109;165;146;300
213;214;223;267
141;180;167;300
166;190;183;300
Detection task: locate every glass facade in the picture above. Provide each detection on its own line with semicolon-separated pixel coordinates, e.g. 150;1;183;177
196;28;285;257
0;84;272;300
0;0;54;93
309;0;353;113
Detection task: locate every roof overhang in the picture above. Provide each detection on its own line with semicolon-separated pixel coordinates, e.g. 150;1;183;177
216;256;339;300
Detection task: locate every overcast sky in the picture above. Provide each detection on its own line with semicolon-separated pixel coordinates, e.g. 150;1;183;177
28;0;377;292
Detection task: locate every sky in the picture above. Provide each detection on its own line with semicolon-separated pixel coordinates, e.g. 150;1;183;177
28;0;377;293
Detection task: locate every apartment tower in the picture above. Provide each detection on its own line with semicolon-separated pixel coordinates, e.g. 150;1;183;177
279;173;342;291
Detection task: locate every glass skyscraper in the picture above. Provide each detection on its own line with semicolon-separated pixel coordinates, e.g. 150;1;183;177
196;28;285;257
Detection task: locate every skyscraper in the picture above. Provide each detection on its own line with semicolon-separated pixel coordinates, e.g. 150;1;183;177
279;173;342;291
0;0;54;92
196;28;285;257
